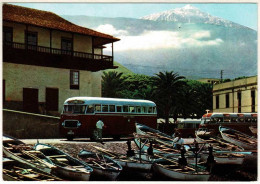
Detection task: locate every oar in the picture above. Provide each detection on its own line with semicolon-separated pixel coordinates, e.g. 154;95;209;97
154;154;196;171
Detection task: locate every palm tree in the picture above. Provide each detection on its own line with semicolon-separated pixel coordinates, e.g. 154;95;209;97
152;71;186;125
102;71;125;98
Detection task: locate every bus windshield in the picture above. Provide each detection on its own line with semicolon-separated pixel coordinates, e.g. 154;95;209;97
63;105;87;114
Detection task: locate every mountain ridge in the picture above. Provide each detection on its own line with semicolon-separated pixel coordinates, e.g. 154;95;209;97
61;6;257;79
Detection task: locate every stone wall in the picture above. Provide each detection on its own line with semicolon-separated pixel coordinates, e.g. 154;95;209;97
3;109;61;139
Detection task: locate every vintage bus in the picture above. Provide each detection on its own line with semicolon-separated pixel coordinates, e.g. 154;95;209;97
60;97;157;140
175;119;201;138
199;113;257;136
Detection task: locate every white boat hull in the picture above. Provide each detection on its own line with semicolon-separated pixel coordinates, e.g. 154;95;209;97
200;154;244;165
92;167;120;181
53;166;91;181
153;163;210;181
117;159;152;172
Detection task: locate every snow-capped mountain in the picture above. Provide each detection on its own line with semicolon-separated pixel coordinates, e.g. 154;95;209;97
141;5;243;28
63;10;257;79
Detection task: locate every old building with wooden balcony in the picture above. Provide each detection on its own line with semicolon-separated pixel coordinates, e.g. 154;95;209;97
3;4;120;115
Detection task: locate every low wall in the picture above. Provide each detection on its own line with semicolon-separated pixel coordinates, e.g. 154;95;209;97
3;109;60;139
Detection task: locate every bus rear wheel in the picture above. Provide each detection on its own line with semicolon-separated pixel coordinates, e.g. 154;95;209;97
113;136;120;141
67;135;74;141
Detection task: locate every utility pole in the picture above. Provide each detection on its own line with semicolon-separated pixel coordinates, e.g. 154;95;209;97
220;70;224;83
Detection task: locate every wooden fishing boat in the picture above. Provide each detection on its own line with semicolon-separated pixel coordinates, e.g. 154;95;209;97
92;146;153;173
3;135;56;174
78;150;122;180
136;123;173;144
34;143;93;181
219;126;257;150
195;130;246;165
133;133;204;164
195;129;244;151
152;154;210;181
249;125;257;135
153;162;210;181
3;157;63;181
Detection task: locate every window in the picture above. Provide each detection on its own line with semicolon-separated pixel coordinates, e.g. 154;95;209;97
95;105;101;112
116;106;122;112
102;105;108;112
86;105;94;113
61;37;72;55
142;107;147;113
231;117;237;123
251;90;256;112
136;106;141;113
216;95;219;109
25;31;38;50
70;70;79;89
3;27;13;44
237;91;241;113
109;105;115;112
123;105;129;112
225;93;230;108
63;105;86;114
153;107;157;114
148;107;153;113
129;106;135;113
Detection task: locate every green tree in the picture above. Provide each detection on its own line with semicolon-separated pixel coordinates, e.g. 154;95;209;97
152;71;186;125
102;71;125;98
121;74;154;99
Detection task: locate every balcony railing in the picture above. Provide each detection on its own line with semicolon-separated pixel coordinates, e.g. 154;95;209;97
4;41;113;62
4;41;115;71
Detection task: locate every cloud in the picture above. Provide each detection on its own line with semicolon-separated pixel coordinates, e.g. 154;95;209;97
191;31;211;39
95;24;128;36
98;24;223;51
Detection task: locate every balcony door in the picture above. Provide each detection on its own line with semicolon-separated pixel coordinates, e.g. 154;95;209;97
25;31;38;50
61;37;72;55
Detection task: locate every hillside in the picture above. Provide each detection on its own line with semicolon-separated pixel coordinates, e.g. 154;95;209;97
103;61;134;76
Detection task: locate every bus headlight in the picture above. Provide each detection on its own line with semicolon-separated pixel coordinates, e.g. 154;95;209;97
62;122;65;126
77;122;81;127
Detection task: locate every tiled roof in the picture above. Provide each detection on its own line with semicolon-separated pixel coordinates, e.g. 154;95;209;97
3;4;120;44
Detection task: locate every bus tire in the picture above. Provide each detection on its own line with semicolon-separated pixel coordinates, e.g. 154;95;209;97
113;136;120;141
67;135;74;141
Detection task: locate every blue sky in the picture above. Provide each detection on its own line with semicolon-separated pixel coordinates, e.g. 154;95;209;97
10;3;258;30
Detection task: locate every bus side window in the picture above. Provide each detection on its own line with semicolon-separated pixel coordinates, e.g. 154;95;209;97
129;106;135;113
218;118;223;123
210;118;216;124
153;107;157;114
86;105;94;113
95;104;101;112
252;117;257;123
238;118;244;123
136;106;141;113
116;106;122;112
109;105;115;112
245;118;251;123
123;105;129;112
231;117;237;123
148;107;153;113
142;107;147;113
224;117;230;123
102;105;108;112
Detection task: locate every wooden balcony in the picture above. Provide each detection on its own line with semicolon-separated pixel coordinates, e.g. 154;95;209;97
3;41;116;71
